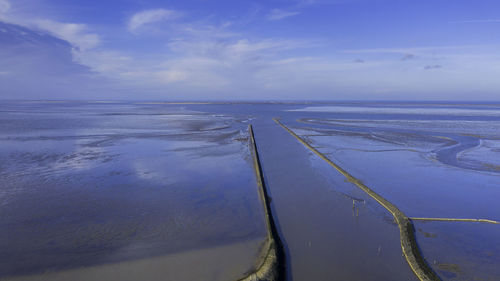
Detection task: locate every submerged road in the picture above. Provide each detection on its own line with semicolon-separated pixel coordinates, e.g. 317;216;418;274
252;118;418;281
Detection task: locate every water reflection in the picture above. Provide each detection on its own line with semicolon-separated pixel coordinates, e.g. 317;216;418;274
0;102;266;280
283;104;500;280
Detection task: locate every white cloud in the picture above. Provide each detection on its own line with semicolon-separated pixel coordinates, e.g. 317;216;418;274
34;19;100;50
0;0;99;51
167;36;312;60
267;9;300;20
3;0;500;100
229;39;290;53
128;9;178;33
75;31;315;93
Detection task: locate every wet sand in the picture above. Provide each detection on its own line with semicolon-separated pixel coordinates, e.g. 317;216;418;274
281;103;500;280
0;238;263;281
414;221;500;280
0;102;267;280
2;101;499;281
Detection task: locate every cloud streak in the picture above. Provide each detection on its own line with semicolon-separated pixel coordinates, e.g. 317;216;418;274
450;19;500;23
128;9;178;33
267;9;300;20
424;64;442;70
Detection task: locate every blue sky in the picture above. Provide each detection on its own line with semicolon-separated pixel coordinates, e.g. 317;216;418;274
0;0;499;100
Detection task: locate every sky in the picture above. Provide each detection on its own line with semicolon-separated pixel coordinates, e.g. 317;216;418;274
0;0;499;101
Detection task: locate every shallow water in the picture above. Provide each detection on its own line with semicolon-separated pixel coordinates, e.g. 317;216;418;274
1;101;498;281
252;118;417;281
414;221;500;280
0;102;266;280
280;102;500;280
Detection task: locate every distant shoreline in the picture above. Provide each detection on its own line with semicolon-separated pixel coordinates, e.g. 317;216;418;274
2;100;500;106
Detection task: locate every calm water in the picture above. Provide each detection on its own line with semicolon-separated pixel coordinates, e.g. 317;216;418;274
282;102;500;280
0;102;267;281
1;101;499;280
